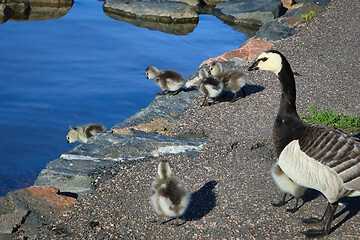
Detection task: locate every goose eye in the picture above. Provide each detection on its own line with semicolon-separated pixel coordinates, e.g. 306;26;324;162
262;57;268;61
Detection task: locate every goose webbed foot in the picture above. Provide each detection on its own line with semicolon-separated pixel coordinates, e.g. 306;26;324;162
286;198;301;213
271;193;287;207
301;229;328;239
301;201;338;238
302;217;324;226
169;89;181;95
156;91;167;96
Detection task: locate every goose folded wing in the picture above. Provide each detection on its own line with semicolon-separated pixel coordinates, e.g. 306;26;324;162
298;125;360;191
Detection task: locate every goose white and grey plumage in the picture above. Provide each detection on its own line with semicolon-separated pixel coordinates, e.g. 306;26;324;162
150;160;190;226
146;65;185;95
210;61;248;102
197;68;224;106
248;50;360;238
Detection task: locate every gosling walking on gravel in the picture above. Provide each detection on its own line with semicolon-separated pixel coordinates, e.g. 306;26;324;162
210;61;248;102
66;123;106;143
150;160;190;226
146;65;185;96
197;68;224;106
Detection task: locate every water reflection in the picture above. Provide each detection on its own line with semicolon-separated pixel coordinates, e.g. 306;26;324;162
104;11;198;36
0;0;73;23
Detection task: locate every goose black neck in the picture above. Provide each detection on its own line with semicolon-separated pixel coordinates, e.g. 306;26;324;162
277;56;298;119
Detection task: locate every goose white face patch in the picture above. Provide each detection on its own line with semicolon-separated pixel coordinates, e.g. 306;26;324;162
256;52;282;75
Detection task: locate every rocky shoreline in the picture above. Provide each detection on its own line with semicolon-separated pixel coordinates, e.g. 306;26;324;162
2;0;349;238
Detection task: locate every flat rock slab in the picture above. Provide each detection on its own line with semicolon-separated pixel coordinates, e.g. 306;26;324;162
213;0;282;27
103;0;199;24
34;130;207;197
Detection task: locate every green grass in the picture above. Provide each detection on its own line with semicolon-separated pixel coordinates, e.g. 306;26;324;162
301;11;316;22
300;105;360;132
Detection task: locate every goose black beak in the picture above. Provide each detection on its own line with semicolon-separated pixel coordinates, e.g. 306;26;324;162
247;61;259;71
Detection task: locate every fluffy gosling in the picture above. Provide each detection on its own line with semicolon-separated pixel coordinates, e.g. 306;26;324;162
150;160;190;226
197;68;224;106
146;65;185;95
210;61;248;102
66;123;106;143
271;163;306;213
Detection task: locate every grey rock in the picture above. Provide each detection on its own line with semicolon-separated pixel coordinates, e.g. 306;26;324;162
113;86;199;129
296;0;331;8
103;0;199;24
253;18;296;41
34;131;206;197
0;209;28;234
213;0;282;28
170;0;200;7
254;2;326;41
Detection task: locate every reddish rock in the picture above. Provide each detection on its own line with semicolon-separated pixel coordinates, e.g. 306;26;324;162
24;186;76;213
200;39;274;67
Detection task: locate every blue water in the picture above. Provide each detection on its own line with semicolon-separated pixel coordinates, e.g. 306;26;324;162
0;0;248;196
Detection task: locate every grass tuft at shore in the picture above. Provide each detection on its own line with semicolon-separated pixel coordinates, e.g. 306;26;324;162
301;105;360;132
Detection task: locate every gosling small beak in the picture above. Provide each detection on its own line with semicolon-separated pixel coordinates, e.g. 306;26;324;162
247;61;259;71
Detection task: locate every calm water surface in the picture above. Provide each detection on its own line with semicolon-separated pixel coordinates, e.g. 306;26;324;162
0;0;248;196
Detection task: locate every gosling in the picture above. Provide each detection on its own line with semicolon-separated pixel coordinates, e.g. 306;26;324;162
197;68;224;106
271;163;306;213
150;160;190;226
210;61;248;102
145;66;185;95
66;123;106;143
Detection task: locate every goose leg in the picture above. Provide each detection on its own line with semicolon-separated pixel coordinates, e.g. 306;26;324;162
272;193;287;207
170;89;181;95
156;90;168;96
231;92;237;102
286;197;301;213
302;201;338;238
202;94;209;106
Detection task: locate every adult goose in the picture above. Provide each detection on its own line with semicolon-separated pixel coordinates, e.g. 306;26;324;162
248;50;360;238
145;66;185;95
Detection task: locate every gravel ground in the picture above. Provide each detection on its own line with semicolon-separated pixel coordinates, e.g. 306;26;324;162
22;0;360;239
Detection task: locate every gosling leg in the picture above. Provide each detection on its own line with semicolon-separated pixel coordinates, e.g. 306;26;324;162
272;193;287;207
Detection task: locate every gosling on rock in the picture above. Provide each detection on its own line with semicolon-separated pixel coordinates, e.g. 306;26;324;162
248;50;360;238
197;68;224;106
210;61;248;102
150;160;190;226
66;123;106;143
146;65;185;96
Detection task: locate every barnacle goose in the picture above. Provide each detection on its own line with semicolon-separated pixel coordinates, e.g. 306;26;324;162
197;68;224;106
150;160;190;226
209;61;249;102
248;50;360;238
145;66;185;95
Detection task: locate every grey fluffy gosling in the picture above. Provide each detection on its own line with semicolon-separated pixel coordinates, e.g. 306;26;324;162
150;160;190;226
248;50;360;238
197;68;224;106
210;61;248;102
271;163;306;213
146;65;185;95
66;124;106;143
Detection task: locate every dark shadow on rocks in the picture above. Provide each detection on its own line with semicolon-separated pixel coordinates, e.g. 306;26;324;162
215;84;265;103
181;181;217;221
330;196;360;234
57;191;78;199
